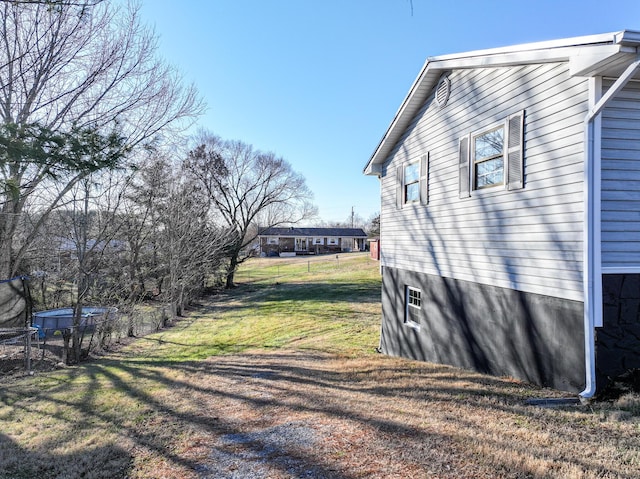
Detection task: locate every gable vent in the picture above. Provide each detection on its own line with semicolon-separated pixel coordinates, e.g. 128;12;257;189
435;76;451;108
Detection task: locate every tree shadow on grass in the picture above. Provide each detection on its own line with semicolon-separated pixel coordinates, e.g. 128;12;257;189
3;349;639;478
0;432;132;479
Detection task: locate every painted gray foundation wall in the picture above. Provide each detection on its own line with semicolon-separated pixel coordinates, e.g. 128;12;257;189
380;266;585;393
599;274;640;387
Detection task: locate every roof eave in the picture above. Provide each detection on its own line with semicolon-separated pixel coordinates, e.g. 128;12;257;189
364;58;442;175
364;30;640;175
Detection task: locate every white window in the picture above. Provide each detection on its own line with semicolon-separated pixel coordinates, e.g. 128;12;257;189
473;126;504;189
396;154;429;209
459;111;524;198
313;237;323;245
267;237;279;245
328;237;338;245
405;286;421;328
404;162;420;203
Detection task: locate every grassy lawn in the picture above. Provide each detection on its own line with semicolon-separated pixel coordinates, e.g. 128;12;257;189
1;252;640;478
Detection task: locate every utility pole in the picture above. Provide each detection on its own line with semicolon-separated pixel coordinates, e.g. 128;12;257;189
351;206;354;228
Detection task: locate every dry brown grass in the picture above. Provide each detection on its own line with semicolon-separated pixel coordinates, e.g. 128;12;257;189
117;349;640;478
3;349;640;479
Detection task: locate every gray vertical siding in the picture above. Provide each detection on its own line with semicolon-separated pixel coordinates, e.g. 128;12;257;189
601;80;640;269
380;62;588;302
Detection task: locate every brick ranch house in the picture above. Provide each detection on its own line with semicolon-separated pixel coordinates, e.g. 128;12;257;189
258;227;368;256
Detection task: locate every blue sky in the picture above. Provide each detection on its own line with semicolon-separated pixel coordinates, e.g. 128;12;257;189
139;0;640;224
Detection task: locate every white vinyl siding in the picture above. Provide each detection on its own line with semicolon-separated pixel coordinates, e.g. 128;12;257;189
601;79;640;269
380;62;587;302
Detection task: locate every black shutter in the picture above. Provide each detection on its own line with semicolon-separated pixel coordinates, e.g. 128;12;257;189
419;153;429;206
396;165;403;209
459;136;470;198
507;111;524;190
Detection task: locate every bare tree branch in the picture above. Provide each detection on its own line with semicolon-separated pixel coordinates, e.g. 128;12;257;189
185;132;317;288
0;0;204;277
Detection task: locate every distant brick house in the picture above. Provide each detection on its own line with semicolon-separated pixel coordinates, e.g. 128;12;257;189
258;227;368;256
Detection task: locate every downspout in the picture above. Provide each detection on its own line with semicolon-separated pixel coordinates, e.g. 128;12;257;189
581;55;640;400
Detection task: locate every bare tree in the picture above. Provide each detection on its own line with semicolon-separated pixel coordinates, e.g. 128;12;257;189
118;154;230;320
46;169;130;363
185;133;317;288
119;151;167;308
150;158;230;317
0;0;203;278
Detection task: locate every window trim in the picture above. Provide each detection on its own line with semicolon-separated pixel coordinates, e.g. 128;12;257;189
403;161;420;203
471;122;505;190
396;154;429;208
459;110;525;197
404;286;422;329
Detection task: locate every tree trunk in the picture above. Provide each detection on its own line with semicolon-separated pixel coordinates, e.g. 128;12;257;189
225;271;234;289
72;327;82;364
225;255;239;289
71;305;83;364
0;191;21;279
0;227;14;279
62;330;71;365
39;275;48;310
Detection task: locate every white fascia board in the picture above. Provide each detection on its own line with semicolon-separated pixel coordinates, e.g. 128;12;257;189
587;55;640;121
428;31;624;63
364;162;382;176
433;46;578;70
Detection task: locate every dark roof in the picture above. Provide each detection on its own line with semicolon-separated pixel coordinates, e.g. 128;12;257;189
259;227;367;238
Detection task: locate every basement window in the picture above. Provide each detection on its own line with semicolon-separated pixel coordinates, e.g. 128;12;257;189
405;286;421;329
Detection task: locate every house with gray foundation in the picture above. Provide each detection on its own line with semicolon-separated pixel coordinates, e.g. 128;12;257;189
364;30;640;397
